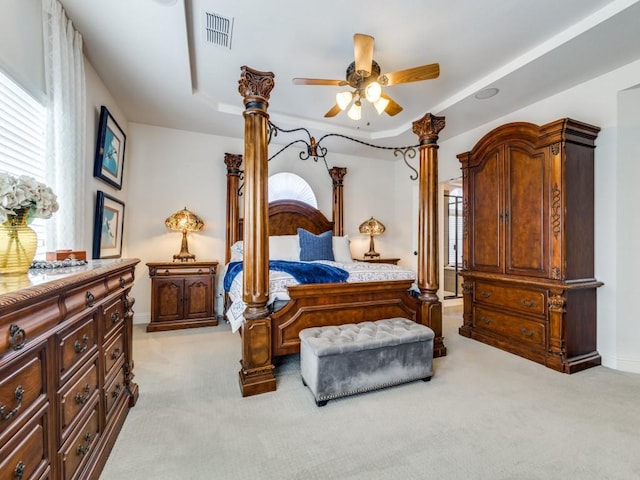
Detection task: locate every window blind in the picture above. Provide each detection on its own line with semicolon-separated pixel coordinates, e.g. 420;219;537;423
0;69;48;256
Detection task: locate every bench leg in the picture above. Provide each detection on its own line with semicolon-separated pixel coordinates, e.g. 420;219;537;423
316;399;328;407
422;376;432;382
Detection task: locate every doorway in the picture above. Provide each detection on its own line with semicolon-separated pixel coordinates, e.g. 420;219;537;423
442;179;463;299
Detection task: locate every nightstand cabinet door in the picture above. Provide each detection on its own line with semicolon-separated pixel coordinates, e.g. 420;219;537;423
146;261;218;332
184;276;213;320
152;278;185;322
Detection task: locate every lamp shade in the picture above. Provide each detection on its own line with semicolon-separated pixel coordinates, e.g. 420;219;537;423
359;217;385;236
165;207;204;262
165;207;204;233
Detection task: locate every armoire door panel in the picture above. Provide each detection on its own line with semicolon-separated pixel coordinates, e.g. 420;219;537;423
505;146;549;277
471;150;502;272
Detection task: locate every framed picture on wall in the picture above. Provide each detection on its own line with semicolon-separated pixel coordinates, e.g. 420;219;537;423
93;191;125;259
93;105;126;189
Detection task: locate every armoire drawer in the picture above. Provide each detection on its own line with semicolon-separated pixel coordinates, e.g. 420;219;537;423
474;281;546;316
473;306;546;348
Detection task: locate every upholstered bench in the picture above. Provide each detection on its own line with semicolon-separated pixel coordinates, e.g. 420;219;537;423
299;318;434;406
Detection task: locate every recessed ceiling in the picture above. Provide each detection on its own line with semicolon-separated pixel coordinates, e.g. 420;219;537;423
60;0;640;158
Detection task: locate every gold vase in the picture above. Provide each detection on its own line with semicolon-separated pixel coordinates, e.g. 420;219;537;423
0;209;38;275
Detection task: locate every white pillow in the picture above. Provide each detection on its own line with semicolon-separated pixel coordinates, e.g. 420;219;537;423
269;235;300;261
332;235;354;263
230;241;243;262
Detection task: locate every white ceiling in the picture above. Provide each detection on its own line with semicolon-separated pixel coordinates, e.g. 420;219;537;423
61;0;640;158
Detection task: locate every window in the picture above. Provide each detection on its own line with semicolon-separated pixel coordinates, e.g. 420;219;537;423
0;69;48;257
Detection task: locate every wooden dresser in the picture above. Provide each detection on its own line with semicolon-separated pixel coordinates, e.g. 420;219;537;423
458;119;602;373
0;258;139;480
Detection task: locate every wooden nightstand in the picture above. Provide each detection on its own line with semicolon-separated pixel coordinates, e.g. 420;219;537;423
360;257;400;265
146;261;218;332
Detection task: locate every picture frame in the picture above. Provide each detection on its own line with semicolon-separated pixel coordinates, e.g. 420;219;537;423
93;191;125;259
93;105;126;190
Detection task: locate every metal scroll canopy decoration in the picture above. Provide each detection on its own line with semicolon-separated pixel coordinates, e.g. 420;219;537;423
266;121;420;180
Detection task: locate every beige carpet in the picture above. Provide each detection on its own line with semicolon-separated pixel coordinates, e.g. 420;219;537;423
100;307;640;479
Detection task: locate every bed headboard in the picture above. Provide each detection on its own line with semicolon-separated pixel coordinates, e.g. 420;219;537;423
223;153;346;263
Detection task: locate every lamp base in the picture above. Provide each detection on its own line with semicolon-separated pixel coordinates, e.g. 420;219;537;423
173;230;196;262
364;234;380;258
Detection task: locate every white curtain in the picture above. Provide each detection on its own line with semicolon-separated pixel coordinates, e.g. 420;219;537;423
42;0;86;251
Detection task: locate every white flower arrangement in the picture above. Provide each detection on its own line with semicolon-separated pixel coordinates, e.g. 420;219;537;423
0;172;59;223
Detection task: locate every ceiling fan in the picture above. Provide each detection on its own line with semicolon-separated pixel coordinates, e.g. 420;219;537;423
292;34;439;120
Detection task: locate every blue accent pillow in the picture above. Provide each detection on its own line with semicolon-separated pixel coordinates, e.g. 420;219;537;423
298;228;334;261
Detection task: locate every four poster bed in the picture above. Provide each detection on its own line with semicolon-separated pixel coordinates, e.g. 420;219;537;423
232;66;446;397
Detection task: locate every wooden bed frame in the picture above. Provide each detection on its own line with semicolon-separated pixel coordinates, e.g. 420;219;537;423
232;66;446;397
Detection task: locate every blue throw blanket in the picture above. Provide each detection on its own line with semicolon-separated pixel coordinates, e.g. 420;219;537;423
223;260;349;292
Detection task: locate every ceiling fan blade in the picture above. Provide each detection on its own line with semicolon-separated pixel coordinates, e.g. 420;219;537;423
354;33;374;77
381;92;403;116
381;63;440;86
292;78;346;86
324;104;342;118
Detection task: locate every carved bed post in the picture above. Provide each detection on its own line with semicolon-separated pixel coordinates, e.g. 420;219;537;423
412;113;447;357
329;167;347;236
237;66;277;396
225;153;243;265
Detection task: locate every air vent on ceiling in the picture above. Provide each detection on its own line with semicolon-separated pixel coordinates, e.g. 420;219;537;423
204;12;233;49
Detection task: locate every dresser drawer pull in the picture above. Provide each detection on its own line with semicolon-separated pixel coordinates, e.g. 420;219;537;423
110;310;120;323
480;315;492;324
111;347;122;360
0;385;24;421
13;461;25;479
86;291;95;307
520;327;535;338
75;383;91;405
120;276;126;288
479;291;492;299
74;334;90;354
112;383;122;399
76;432;92;456
8;324;27;351
520;298;537;308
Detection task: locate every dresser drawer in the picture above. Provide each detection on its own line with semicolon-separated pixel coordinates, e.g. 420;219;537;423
104;359;126;421
58;360;99;443
0;344;47;437
473;306;546;348
63;279;106;319
102;297;126;339
57;315;98;386
58;401;100;480
103;327;124;379
0;405;49;480
1;297;62;359
474;281;546;316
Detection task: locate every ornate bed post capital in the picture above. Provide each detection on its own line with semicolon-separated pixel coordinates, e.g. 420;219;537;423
329;167;347;185
238;66;275;109
225;153;243;174
412;113;446;144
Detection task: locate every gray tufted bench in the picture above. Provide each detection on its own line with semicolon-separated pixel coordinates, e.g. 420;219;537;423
299;318;434;406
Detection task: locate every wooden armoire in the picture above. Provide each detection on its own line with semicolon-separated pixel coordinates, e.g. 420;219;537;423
458;118;602;373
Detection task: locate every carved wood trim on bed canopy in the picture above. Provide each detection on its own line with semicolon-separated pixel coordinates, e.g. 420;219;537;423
234;66;446;397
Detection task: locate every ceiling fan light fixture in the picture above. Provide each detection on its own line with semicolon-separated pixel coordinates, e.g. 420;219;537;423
364;81;382;103
336;91;353;111
373;96;390;115
347;100;362;120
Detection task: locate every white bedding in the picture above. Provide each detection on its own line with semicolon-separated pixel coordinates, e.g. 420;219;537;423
225;260;416;332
